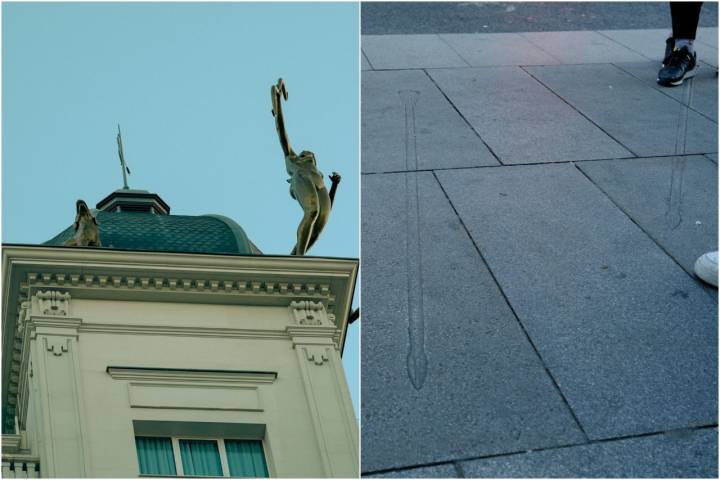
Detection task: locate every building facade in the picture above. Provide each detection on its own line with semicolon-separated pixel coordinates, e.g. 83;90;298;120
1;190;359;478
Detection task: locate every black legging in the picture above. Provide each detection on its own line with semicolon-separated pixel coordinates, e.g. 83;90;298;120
671;2;703;40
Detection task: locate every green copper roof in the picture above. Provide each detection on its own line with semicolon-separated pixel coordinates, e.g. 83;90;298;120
44;211;260;255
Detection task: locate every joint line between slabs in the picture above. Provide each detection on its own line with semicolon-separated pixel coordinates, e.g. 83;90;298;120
362;49;376;71
518;31;565;65
361;423;718;477
594;29;657;63
612;62;718;125
364;60;683;72
435;34;473;68
519;65;640;158
572;163;716;300
361;152;716;176
429;170;591;442
421;68;504;165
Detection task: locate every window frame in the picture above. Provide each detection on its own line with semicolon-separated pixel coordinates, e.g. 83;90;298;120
137;434;269;478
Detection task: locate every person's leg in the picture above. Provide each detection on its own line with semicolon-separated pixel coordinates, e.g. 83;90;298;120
671;2;703;43
290;176;320;256
659;2;702;86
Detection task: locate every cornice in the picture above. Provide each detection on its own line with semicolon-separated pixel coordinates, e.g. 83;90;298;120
2;244;357;325
1;244;358;275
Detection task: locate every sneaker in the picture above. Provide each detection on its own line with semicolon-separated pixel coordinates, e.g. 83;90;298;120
694;251;718;287
663;36;675;66
657;46;698;86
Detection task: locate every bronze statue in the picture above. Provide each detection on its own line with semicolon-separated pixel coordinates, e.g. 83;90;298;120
64;200;102;247
271;78;341;256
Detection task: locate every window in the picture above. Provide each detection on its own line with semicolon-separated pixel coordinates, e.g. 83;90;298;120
136;436;269;478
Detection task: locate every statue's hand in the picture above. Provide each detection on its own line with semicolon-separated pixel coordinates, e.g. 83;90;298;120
329;172;341;184
271;80;288;117
276;79;288;100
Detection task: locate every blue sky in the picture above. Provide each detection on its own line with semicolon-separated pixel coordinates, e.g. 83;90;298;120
2;2;359;414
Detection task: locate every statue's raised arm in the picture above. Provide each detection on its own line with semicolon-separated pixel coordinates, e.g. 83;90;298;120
271;78;294;157
270;78;341;256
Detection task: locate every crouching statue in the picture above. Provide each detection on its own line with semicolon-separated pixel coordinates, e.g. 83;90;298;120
64;199;101;247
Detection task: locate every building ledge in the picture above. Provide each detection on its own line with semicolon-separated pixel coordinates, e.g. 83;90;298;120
1;434;21;452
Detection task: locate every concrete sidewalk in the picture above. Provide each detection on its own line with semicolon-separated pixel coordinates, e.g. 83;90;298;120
361;29;718;478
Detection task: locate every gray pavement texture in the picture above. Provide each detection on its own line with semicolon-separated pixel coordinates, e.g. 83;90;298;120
361;24;718;479
613;61;718;121
599;28;719;68
462;427;718;478
524;64;718;156
362;2;718;35
362;70;497;172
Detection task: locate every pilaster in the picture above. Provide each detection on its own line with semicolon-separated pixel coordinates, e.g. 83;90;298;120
25;290;89;478
286;301;359;478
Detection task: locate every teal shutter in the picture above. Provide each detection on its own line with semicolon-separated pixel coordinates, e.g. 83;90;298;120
225;440;269;478
135;437;177;476
179;439;223;476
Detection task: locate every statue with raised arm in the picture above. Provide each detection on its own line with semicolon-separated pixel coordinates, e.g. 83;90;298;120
271;78;341;256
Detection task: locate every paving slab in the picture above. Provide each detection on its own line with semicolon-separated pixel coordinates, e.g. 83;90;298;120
696;27;719;50
365;464;457;478
706;153;718;164
362;51;372;70
699;48;719;68
426;67;630;164
361;172;586;473
439;33;560;67
436;163;718;440
578;156;718;276
599;28;719;67
614;61;718;122
462;428;718;478
597;28;673;61
362;70;498;173
362;34;467;70
522;30;648;64
526;63;718;156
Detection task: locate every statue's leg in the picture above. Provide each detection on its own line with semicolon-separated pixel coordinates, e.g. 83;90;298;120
303;187;331;253
292;176;320;256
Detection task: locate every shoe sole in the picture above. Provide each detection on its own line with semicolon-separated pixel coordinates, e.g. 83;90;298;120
657;65;698;87
694;260;718;288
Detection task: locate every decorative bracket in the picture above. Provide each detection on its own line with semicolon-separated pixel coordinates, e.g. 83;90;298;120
16;300;31;335
303;346;330;366
44;337;69;357
32;291;71;317
289;301;334;326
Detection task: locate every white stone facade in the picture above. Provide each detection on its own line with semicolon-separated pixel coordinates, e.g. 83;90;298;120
1;246;359;478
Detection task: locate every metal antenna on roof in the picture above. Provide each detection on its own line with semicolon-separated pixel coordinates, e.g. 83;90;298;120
116;124;131;190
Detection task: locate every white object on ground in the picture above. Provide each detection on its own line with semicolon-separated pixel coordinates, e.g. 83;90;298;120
694;251;718;287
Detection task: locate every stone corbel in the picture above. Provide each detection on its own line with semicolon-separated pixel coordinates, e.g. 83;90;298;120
45;337;70;357
302;345;330;365
289;300;334;326
31;290;71;317
16;300;30;335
